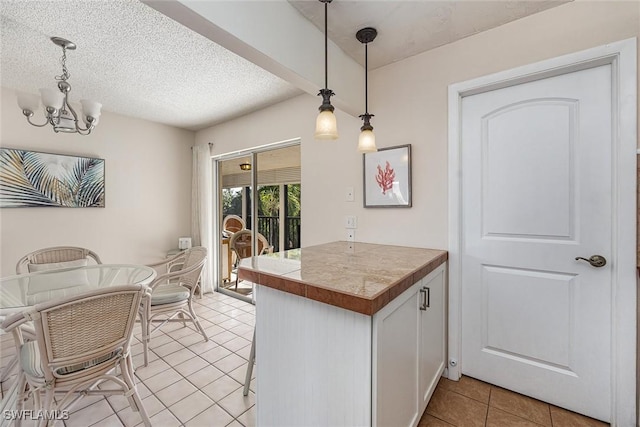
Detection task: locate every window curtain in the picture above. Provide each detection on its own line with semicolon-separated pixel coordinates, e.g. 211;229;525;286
192;144;213;293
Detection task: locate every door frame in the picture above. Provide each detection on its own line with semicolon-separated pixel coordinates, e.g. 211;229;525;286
447;38;637;425
212;137;301;303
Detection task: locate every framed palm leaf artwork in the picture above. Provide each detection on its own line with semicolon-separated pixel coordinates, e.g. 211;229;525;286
0;148;105;208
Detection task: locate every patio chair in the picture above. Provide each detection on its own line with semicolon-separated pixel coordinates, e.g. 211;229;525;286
16;246;102;274
1;284;152;427
222;215;246;237
229;230;273;289
141;247;208;366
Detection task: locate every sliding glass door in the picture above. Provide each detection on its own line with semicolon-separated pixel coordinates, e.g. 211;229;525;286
213;140;300;302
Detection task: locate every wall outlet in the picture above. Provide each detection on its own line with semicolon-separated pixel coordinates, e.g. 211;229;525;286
346;186;355;202
345;215;357;229
346;229;355;242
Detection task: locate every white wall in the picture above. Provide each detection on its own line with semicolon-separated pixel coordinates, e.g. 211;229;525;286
197;94;363;248
0;87;195;276
197;0;639;251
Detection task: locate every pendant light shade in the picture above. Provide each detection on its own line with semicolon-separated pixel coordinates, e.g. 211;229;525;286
315;108;338;140
356;27;377;153
314;0;338;140
358;128;376;153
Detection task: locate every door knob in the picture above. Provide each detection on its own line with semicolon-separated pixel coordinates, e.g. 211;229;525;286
575;255;607;268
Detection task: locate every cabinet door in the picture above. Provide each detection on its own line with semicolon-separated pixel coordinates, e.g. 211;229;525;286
418;266;446;410
373;284;420;427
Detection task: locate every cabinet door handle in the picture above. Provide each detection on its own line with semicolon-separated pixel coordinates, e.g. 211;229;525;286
419;287;430;310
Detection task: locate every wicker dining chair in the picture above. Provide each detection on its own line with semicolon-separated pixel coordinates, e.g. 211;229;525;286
5;246;102;393
222;215;246;236
1;284;152;427
229;230;273;289
141;246;208;366
16;246;102;274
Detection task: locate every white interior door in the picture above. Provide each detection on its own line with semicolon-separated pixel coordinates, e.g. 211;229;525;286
460;64;613;421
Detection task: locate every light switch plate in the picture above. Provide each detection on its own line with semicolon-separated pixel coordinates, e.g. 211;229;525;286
345;215;357;229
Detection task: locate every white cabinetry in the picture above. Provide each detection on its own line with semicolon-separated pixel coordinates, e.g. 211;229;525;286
255;262;447;427
373;264;446;427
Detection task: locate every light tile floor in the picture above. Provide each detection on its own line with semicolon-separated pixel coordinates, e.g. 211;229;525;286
1;291;612;427
1;291;257;427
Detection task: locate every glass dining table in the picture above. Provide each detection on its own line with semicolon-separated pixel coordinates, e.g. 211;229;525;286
0;264;157;315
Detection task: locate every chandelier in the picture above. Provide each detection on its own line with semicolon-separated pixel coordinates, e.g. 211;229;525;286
17;37;101;135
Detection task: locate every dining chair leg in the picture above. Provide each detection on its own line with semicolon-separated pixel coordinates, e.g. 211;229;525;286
243;328;255;396
38;388;54;427
120;355;151;427
177;312;187;328
187;301;209;342
140;301;150;367
0;371;23;427
0;354;18;399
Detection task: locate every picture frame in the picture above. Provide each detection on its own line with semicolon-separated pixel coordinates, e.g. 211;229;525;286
0;148;105;208
363;144;412;208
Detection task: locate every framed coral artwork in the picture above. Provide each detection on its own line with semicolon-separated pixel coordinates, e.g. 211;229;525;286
363;144;412;208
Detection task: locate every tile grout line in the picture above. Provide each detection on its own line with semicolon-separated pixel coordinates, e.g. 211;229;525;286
143;297;255;426
485;386;491;426
3;293;257;427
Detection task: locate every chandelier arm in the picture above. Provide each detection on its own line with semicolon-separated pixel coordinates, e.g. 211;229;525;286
64;97;92;133
75;127;93;136
64;97;79;121
25;116;50;127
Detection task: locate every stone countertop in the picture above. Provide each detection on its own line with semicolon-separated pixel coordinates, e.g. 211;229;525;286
238;241;448;316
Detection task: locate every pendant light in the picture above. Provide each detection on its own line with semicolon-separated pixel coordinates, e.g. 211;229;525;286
356;27;377;153
314;0;338;140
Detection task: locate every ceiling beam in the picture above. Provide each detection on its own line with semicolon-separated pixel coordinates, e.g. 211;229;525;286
143;0;363;118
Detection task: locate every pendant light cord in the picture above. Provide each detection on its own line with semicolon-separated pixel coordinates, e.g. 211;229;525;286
364;42;368;114
324;1;328;89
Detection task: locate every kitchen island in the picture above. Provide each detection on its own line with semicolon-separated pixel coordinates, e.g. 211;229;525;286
238;241;448;427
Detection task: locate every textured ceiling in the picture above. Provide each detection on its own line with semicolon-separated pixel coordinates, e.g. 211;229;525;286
288;0;570;69
0;0;303;131
0;0;570;132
